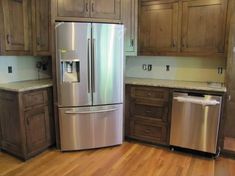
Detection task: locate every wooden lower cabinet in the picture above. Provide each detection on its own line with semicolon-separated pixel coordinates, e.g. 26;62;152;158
130;120;167;144
125;85;170;145
0;87;54;160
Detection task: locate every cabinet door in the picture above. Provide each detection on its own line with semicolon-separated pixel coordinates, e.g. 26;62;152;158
1;0;31;54
181;0;228;54
122;0;138;56
90;0;121;20
25;106;51;154
139;1;179;55
57;0;89;18
32;0;51;56
0;92;22;155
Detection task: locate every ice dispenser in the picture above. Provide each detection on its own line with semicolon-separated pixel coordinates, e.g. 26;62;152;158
60;50;80;83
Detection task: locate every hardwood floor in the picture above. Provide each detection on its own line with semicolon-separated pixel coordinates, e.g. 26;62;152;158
0;141;235;176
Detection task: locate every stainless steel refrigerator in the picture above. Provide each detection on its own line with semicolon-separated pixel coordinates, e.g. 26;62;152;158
55;22;124;151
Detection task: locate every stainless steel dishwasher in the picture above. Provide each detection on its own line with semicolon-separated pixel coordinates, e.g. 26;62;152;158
170;92;222;154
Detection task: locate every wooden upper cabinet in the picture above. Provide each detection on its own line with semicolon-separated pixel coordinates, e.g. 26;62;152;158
90;0;121;20
1;0;31;54
32;0;51;56
181;0;228;55
57;0;89;18
139;0;179;55
122;0;138;56
55;0;121;21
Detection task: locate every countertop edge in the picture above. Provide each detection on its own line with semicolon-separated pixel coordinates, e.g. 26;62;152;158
125;78;226;93
0;79;53;92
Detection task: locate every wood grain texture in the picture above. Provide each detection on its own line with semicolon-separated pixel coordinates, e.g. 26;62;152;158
139;0;179;55
0;142;235;176
122;0;138;55
126;85;170;145
32;0;51;56
1;0;32;55
0;88;54;160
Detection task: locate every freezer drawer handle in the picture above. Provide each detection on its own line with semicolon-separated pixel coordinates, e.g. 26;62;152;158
65;108;118;114
174;97;220;106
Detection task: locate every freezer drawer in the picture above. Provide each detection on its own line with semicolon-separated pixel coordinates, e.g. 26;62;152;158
170;92;222;154
59;104;123;151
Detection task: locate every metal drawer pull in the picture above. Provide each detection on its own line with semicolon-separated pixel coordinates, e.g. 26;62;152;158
144;129;151;133
65;108;117;114
174;97;220;106
145;110;152;113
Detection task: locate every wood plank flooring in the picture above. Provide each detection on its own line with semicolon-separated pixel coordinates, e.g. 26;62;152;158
0;141;235;176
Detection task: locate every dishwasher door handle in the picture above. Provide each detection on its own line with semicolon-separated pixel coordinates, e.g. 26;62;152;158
174;96;220;106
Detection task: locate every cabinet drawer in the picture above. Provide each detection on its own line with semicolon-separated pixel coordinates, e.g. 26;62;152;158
23;90;48;108
130;120;167;144
131;86;169;101
131;103;168;122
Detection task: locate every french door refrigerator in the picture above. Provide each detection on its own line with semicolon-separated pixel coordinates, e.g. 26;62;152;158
55;22;124;151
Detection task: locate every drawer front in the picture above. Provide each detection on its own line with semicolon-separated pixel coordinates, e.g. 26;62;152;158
131;103;168;122
130;120;167;144
131;86;169;101
23;90;48;108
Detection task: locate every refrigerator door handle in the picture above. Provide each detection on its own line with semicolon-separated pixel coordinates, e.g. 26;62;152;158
61;61;64;83
88;38;91;93
65;108;118;114
92;38;95;92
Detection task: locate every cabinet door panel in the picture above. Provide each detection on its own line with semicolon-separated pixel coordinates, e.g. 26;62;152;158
0;92;21;153
139;1;179;55
181;0;227;54
25;106;50;154
57;0;89;18
32;0;50;55
2;0;31;53
91;0;121;20
122;0;138;55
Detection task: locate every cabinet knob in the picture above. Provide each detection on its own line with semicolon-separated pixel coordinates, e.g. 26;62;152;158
172;40;176;48
26;118;30;125
91;2;94;12
36;37;40;46
86;2;89;12
130;39;134;47
6;34;11;44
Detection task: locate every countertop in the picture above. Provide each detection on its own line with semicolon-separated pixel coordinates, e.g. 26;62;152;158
125;77;226;93
0;79;53;92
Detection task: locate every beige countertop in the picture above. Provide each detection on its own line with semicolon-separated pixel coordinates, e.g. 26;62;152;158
125;77;226;93
0;79;53;92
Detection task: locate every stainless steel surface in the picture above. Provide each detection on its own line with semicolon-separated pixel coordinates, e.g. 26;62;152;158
56;22;92;107
92;23;124;105
59;104;123;151
170;92;222;154
56;22;124;151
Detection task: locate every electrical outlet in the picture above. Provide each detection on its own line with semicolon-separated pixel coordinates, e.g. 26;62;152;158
217;67;223;74
166;65;170;71
142;64;147;70
148;64;152;71
8;66;12;73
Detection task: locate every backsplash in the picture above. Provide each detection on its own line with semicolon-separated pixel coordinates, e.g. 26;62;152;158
126;56;226;83
0;56;52;84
